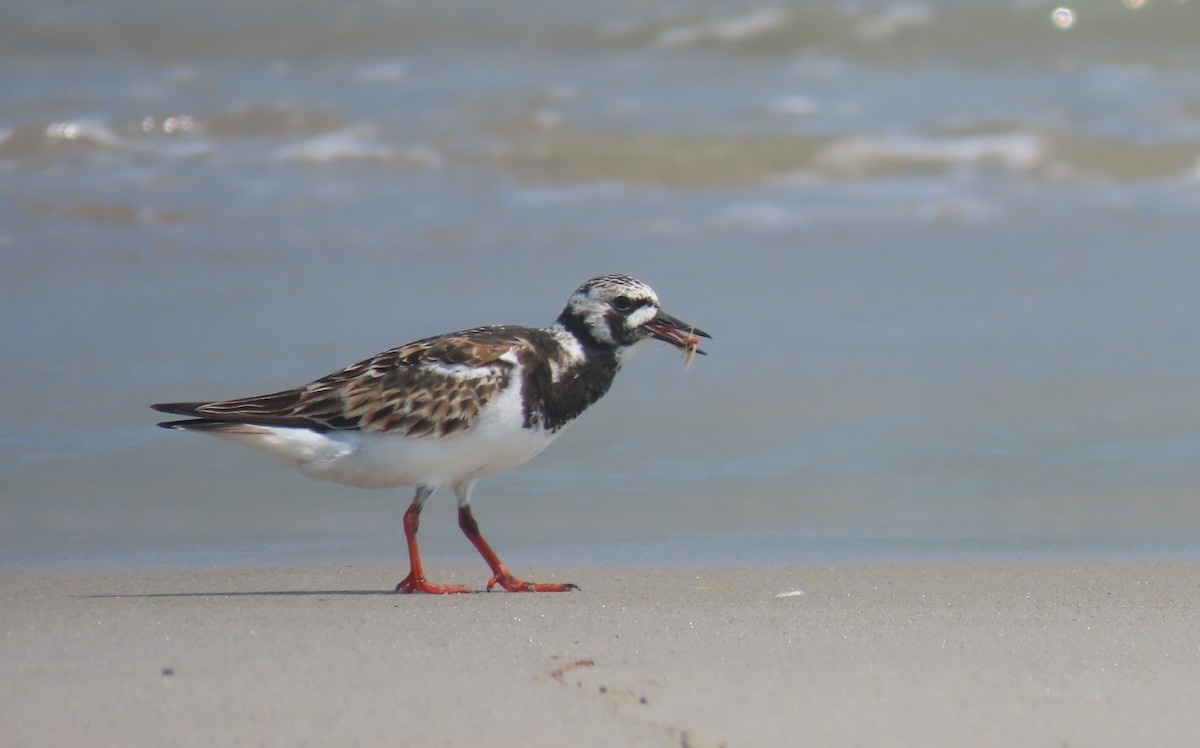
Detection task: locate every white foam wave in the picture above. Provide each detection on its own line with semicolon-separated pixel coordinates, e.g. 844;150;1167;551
657;7;787;48
274;125;443;168
45;120;124;148
42;119;213;159
813;133;1044;175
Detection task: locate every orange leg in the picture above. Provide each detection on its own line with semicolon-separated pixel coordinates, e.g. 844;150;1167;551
395;487;471;594
458;505;579;593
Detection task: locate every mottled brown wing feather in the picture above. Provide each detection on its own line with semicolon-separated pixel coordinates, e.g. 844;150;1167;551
168;327;537;437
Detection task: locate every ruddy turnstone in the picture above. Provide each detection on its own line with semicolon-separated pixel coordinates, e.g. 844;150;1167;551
152;274;709;593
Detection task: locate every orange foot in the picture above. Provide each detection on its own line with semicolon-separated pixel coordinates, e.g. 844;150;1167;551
487;574;580;593
395;574;473;594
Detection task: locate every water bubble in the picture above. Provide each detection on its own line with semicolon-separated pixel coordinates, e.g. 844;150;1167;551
162;115;195;134
1051;7;1076;28
46;122;79;140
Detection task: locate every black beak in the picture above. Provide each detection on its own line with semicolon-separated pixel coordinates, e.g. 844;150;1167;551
644;310;711;356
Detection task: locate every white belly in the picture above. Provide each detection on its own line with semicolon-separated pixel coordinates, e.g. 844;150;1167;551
199;379;565;490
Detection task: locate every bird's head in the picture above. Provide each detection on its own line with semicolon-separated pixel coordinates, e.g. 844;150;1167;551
558;274;710;362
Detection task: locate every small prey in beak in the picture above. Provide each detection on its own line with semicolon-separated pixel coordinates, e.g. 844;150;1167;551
644;310;711;366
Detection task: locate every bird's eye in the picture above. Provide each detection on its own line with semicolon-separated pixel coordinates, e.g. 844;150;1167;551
613;295;632;311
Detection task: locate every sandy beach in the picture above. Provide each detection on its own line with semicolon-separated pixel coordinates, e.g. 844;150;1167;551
2;562;1197;747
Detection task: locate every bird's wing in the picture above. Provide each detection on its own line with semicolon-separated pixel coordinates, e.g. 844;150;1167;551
153;327;538;437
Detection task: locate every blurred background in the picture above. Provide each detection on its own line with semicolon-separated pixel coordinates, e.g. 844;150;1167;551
3;0;1200;570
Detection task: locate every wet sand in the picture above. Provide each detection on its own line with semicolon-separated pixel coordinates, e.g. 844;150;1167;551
2;562;1196;747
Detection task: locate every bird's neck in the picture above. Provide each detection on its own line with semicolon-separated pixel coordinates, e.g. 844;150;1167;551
521;322;622;433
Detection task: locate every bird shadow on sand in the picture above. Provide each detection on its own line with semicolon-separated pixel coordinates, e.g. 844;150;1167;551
77;589;448;599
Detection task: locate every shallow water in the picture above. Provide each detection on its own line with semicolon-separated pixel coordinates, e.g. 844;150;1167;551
4;0;1200;570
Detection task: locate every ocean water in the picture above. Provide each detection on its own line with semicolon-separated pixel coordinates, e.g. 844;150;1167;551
4;0;1200;571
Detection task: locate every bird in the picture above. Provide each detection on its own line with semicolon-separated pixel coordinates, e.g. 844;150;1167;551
152;273;710;593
